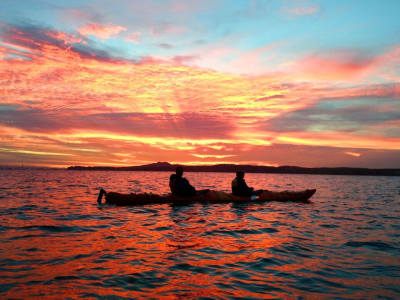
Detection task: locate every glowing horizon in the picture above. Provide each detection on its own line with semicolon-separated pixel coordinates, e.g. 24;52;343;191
1;0;400;168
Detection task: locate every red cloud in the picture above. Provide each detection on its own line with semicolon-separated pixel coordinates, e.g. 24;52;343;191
1;23;400;168
290;50;377;80
78;23;127;39
287;45;400;82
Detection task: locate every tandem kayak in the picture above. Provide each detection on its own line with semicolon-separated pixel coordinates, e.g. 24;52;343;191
97;188;316;206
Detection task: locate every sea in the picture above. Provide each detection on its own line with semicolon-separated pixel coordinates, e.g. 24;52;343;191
0;169;399;299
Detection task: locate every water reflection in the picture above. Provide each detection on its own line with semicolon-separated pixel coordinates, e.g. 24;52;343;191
0;170;399;298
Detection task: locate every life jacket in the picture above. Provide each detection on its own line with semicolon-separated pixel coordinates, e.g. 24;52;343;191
174;177;196;196
169;174;177;194
232;177;253;196
232;177;239;194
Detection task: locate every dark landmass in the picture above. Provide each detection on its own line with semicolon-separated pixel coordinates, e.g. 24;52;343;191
0;165;59;170
67;162;400;176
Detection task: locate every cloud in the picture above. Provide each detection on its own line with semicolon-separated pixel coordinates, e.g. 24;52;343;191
62;8;105;24
149;24;186;36
0;22;71;51
179;39;289;76
285;45;400;82
158;43;174;49
172;55;197;64
262;96;400;134
125;32;141;43
235;143;400;168
78;23;127;39
287;50;376;80
0;106;234;139
1;23;400;167
328;83;400;100
192;154;235;159
0;23;122;62
345;151;361;157
283;6;319;16
254;95;285;102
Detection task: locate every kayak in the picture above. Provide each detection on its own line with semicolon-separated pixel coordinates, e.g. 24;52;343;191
97;188;316;206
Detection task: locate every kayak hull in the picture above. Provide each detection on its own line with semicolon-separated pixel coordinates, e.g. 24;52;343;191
102;189;316;206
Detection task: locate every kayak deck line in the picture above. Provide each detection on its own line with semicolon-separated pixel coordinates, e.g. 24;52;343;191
97;188;316;206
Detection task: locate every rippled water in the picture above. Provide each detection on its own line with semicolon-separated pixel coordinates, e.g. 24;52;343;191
0;170;399;299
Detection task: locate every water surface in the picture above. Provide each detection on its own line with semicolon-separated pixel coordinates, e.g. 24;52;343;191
0;170;399;298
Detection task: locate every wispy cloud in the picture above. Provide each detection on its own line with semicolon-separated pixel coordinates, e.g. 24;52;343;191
285;50;376;80
0;23;120;62
125;32;141;43
0;107;234;139
149;24;186;36
1;17;400;167
283;6;320;16
262;95;400;138
78;23;127;39
345;151;361;157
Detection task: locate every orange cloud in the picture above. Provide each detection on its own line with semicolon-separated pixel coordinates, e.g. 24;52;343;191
46;31;83;45
192;154;235;159
276;132;400;150
345;152;361;157
1;24;400;168
78;23;127;39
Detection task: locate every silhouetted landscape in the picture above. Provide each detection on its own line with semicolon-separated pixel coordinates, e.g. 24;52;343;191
67;162;400;176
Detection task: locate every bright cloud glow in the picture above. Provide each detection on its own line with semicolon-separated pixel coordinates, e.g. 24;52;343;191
0;0;399;168
78;23;127;39
345;152;361;157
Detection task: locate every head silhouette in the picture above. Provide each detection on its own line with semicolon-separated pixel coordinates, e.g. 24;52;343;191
236;171;244;179
176;166;184;177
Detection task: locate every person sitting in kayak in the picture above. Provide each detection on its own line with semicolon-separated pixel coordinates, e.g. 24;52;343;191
232;171;263;197
169;166;197;196
169;174;177;194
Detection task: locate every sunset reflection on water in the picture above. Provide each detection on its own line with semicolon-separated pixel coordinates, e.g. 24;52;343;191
0;170;399;298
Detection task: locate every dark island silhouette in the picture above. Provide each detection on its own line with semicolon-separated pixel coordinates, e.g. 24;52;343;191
67;162;400;176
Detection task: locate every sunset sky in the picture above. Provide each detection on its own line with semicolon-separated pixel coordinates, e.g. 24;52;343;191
1;0;400;168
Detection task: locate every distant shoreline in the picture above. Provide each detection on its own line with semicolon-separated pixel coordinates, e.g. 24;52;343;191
66;162;400;177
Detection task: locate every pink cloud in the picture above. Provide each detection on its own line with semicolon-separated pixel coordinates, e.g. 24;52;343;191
0;46;5;59
283;6;319;16
46;31;83;45
78;23;127;39
176;39;288;76
373;45;400;81
286;45;400;82
125;32;141;43
221;42;285;75
288;50;377;80
2;23;400;168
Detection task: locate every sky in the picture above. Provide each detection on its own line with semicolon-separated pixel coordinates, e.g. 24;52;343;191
0;0;400;168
